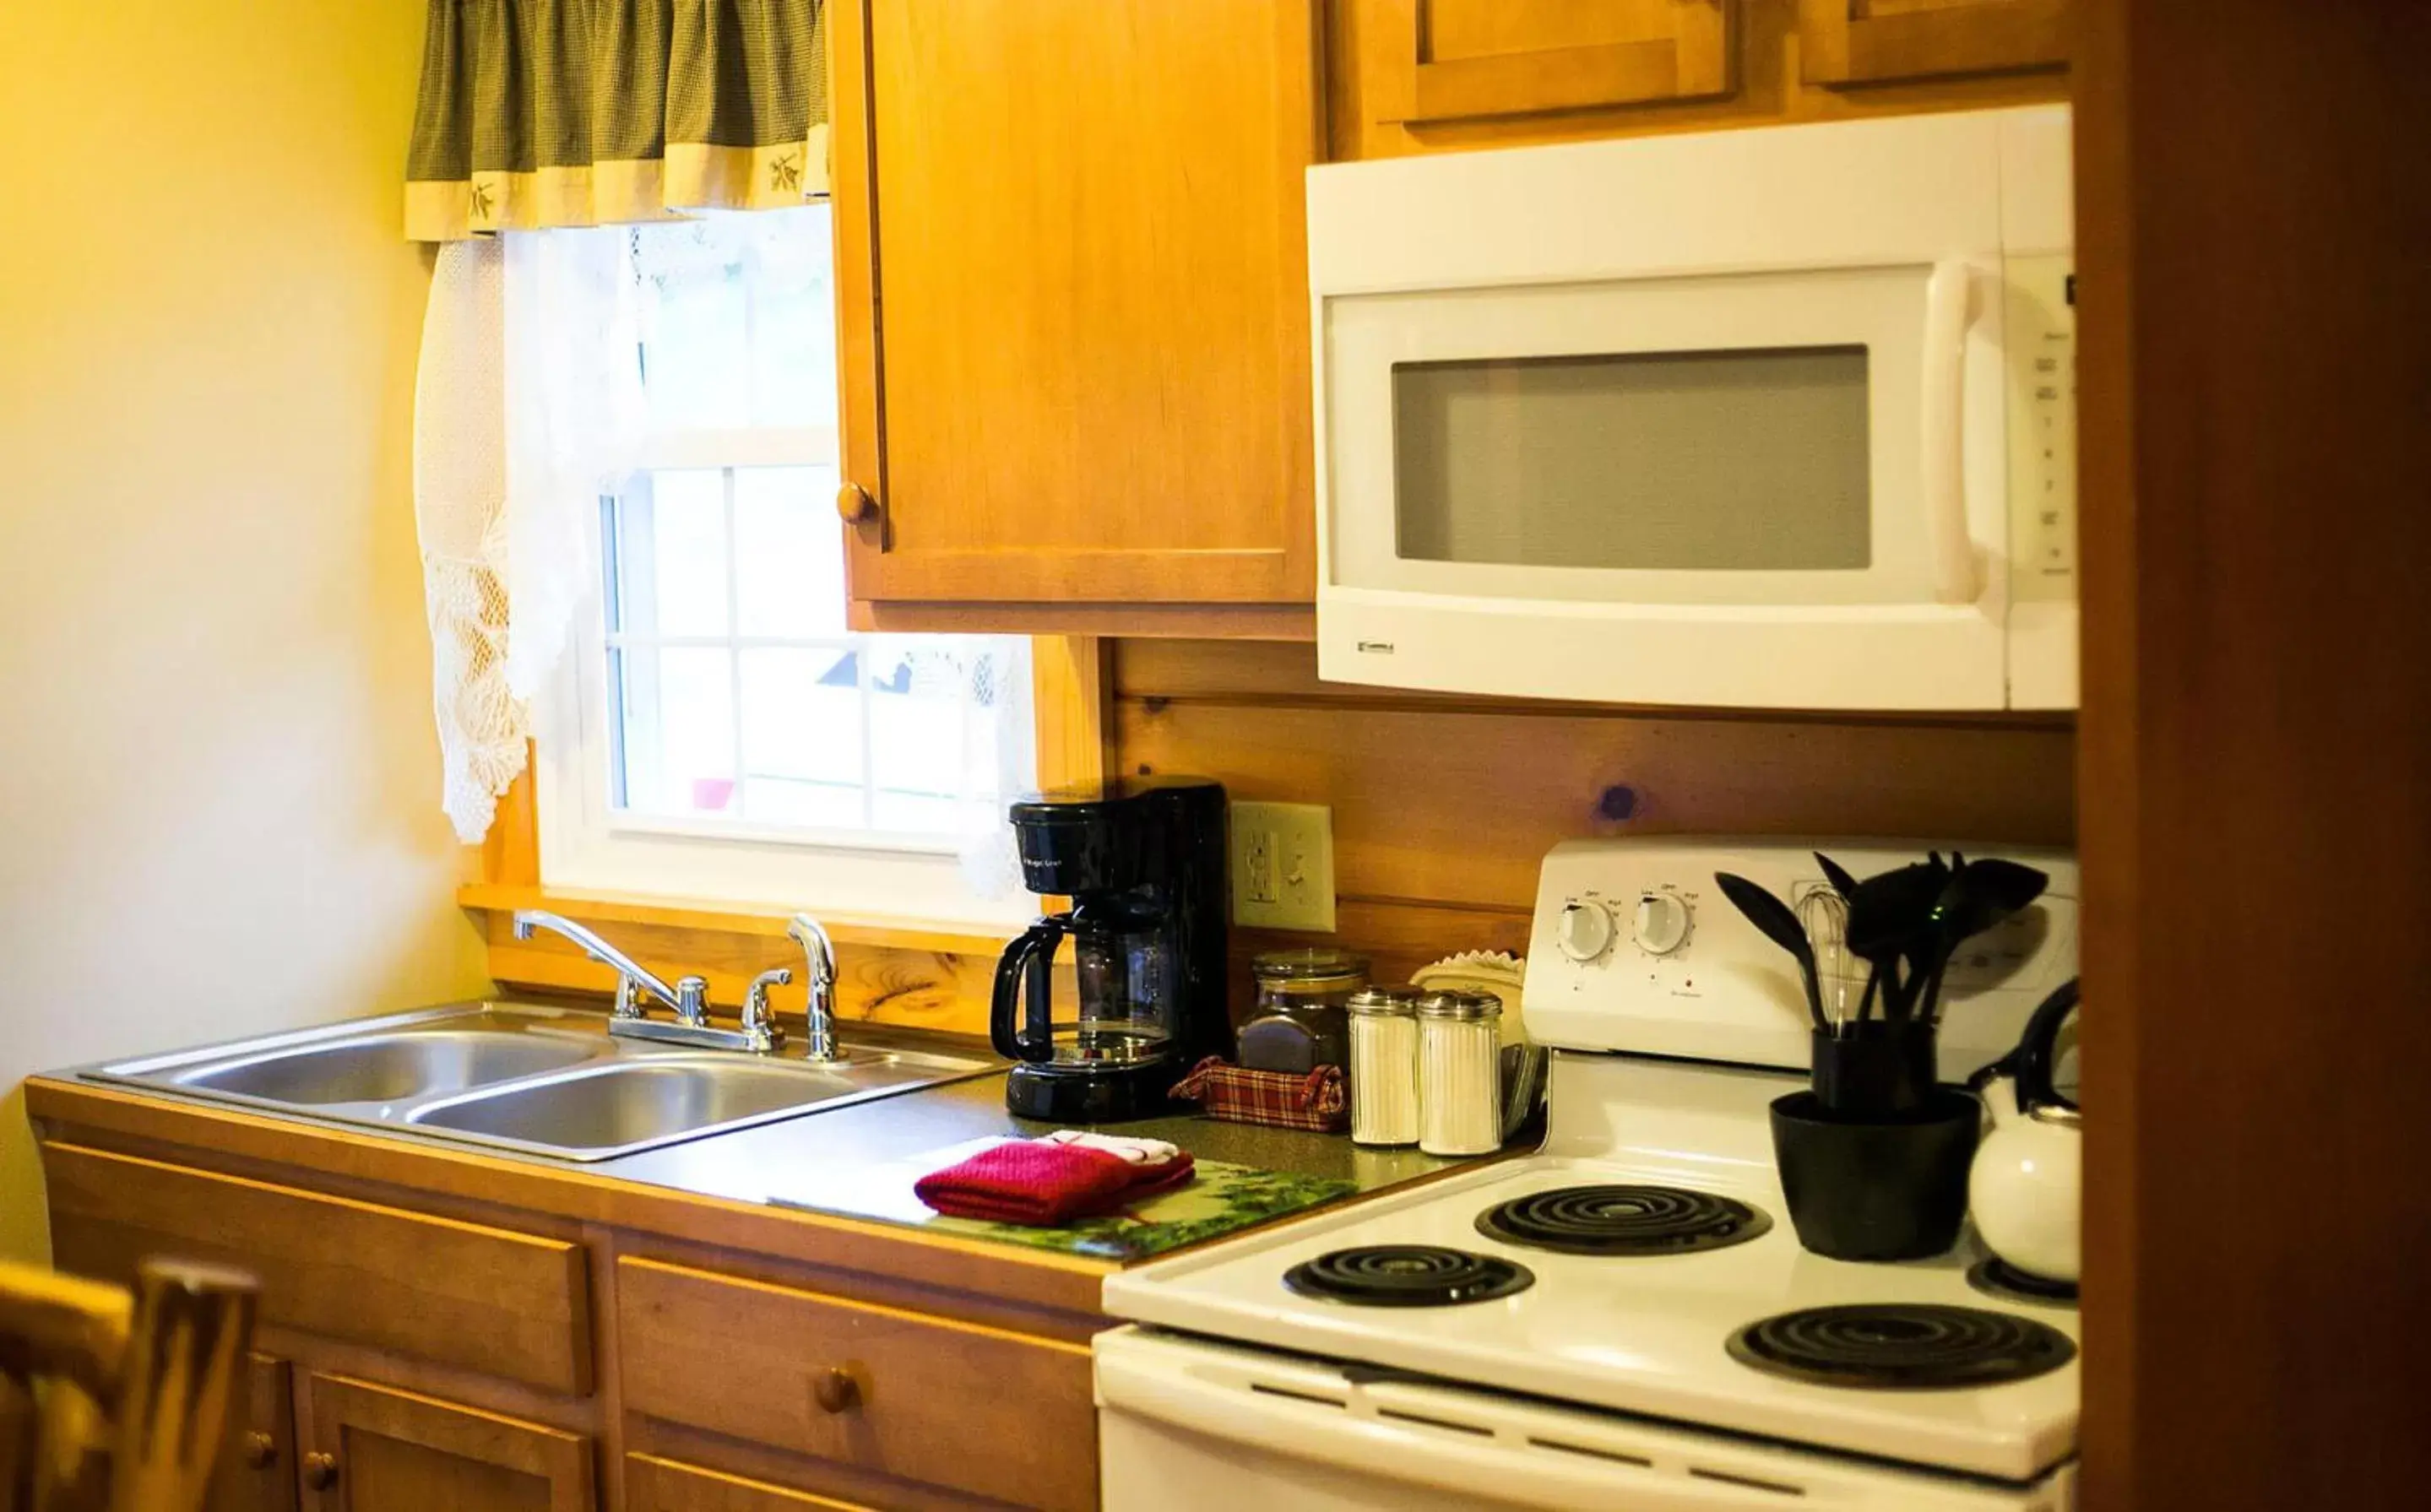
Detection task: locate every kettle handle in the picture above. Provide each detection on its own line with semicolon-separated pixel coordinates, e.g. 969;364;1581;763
2012;976;2080;1114
990;918;1066;1062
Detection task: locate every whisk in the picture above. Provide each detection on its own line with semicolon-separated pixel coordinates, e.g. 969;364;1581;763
1796;886;1859;1037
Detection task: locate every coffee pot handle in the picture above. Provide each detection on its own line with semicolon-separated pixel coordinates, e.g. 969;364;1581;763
990;918;1066;1062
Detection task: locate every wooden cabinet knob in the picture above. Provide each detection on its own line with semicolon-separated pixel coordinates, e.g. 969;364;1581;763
241;1431;278;1470
302;1451;339;1491
836;481;877;524
811;1367;861;1414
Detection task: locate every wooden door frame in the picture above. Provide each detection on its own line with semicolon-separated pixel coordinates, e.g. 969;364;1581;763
2075;3;2431;1505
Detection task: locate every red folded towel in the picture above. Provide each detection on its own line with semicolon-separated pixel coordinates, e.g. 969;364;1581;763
914;1139;1197;1226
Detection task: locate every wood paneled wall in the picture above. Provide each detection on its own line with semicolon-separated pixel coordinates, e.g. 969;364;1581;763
1112;640;2074;1016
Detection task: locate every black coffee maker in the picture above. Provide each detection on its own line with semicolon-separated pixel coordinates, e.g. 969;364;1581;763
990;778;1229;1123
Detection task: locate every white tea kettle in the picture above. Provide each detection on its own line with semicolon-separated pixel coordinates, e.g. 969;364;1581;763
1967;978;2081;1283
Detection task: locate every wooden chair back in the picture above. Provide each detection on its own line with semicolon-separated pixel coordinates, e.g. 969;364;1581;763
0;1258;257;1512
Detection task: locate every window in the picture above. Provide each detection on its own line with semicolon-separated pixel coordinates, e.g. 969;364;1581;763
525;209;1034;924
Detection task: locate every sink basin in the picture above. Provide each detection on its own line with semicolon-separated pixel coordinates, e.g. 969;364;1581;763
405;1049;986;1160
170;1031;594;1105
83;1001;1001;1162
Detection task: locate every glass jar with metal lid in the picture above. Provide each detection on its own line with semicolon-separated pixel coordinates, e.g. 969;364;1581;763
1347;988;1421;1146
1238;948;1370;1076
1417;990;1503;1156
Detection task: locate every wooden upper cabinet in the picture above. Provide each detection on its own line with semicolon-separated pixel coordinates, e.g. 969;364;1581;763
299;1374;592;1512
829;0;1321;621
1359;0;1736;129
1799;0;2070;87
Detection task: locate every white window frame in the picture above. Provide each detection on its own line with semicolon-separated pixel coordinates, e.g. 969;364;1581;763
526;239;1036;929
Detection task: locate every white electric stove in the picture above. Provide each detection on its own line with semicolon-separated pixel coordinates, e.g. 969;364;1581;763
1099;838;2082;1511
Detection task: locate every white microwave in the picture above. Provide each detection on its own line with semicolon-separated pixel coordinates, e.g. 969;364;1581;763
1307;106;2076;712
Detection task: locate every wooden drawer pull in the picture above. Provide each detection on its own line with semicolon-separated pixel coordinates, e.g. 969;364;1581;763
836;481;877;524
302;1451;340;1491
241;1431;278;1469
811;1367;861;1415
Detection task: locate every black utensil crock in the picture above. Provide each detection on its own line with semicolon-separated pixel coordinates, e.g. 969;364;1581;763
1810;1020;1937;1118
1770;1087;1981;1261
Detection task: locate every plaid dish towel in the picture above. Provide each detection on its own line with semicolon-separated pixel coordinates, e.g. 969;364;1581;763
1170;1057;1348;1133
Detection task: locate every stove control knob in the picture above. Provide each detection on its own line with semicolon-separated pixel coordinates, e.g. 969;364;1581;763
1633;891;1693;956
1555;900;1615;962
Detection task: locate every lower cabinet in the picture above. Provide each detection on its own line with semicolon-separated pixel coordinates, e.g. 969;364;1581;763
211;1355;299;1512
37;1129;1098;1512
299;1374;593;1512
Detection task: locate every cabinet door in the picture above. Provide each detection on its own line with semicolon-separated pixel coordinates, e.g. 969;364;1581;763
210;1355;299;1512
830;0;1319;611
1360;0;1734;128
299;1374;592;1512
1799;0;2069;86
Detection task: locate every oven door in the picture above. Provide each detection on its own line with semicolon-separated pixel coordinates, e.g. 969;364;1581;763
1098;1327;2071;1510
1316;257;2013;711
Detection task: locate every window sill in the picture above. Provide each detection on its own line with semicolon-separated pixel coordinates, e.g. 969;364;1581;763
458;882;1020;959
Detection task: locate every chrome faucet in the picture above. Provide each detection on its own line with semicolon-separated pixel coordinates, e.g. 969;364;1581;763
513;909;774;1054
512;911;707;1025
787;913;845;1064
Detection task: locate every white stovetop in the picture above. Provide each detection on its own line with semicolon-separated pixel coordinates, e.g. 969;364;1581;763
1103;1056;2080;1484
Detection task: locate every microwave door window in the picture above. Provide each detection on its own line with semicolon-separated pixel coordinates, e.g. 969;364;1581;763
1390;346;1873;572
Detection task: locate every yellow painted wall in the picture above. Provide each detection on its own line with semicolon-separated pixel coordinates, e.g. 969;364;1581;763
0;2;490;1261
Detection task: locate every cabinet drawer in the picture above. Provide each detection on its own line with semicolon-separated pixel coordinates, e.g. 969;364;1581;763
626;1454;873;1512
617;1258;1093;1512
41;1143;590;1395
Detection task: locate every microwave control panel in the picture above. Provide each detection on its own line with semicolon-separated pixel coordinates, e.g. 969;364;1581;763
2006;253;2078;599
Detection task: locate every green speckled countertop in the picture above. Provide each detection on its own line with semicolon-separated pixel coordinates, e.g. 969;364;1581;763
600;1068;1476;1260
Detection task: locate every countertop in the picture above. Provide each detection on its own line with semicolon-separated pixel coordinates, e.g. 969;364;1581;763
596;1066;1469;1246
35;1011;1481;1277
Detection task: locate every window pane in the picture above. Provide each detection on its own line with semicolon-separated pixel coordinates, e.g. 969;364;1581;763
643;263;749;431
868;638;1002;836
1393;347;1872;571
734;466;844;637
613;645;736;816
740;647;864;827
636;469;730;637
747;208;839;426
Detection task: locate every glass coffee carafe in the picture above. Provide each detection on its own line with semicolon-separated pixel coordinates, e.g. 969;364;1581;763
994;899;1180;1070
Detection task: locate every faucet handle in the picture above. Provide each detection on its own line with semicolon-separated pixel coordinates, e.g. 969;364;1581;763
671;975;713;1026
740;968;792;1054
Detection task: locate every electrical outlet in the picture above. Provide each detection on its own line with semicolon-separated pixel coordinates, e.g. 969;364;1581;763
1229;802;1335;932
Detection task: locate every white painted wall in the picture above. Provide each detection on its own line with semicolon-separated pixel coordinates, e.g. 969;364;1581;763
0;0;491;1261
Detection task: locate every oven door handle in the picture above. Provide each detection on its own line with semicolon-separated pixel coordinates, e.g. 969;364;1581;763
1922;257;1981;606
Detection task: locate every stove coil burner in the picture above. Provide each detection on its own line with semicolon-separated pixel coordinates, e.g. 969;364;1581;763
1476;1184;1773;1256
1967;1258;2081;1306
1727;1304;2077;1390
1283;1246;1535;1308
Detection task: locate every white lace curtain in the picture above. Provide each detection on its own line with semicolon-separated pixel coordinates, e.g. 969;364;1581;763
413;230;643;843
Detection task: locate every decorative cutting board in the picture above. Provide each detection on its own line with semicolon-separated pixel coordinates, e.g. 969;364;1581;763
766;1137;1359;1260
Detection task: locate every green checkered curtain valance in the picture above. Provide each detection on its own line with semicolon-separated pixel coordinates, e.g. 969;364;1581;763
406;0;829;241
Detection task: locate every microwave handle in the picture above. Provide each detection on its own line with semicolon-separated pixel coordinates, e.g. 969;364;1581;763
1922;259;1981;605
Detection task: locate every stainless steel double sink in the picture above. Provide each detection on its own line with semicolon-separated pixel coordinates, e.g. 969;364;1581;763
84;1002;999;1162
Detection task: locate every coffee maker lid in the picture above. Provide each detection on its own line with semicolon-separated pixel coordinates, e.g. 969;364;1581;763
1008;775;1223;821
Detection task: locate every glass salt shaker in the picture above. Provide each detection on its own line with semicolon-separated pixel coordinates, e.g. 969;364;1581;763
1347;988;1420;1146
1417;990;1504;1156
